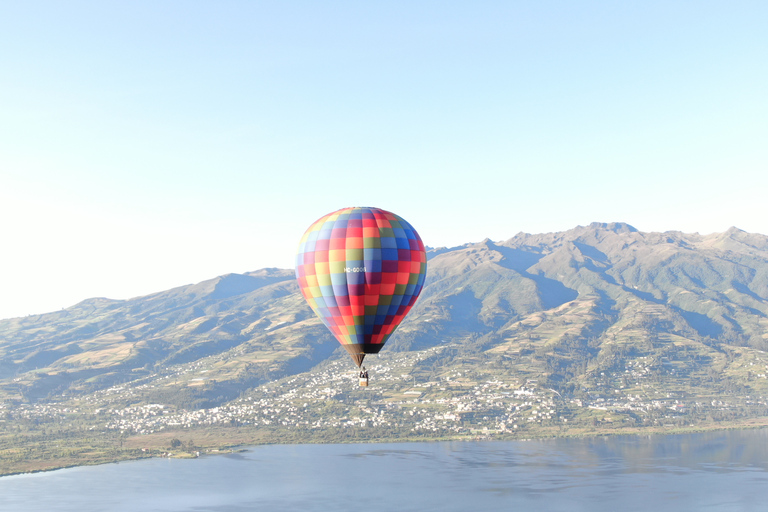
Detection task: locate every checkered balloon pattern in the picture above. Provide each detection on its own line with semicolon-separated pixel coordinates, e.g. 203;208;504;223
295;207;427;366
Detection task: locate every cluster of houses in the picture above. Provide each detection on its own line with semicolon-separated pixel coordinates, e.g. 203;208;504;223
4;346;765;437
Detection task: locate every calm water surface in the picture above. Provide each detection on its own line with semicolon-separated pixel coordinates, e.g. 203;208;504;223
2;429;768;511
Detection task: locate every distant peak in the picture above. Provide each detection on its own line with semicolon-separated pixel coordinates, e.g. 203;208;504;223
587;222;638;233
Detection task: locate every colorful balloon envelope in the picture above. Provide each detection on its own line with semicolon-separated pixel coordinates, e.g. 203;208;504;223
295;207;427;367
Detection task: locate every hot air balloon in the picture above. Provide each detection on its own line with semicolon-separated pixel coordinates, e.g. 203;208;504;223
295;207;427;373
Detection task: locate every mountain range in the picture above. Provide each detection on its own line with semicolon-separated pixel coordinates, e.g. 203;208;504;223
2;222;768;407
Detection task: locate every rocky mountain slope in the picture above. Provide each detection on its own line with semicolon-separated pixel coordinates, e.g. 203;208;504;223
2;223;768;407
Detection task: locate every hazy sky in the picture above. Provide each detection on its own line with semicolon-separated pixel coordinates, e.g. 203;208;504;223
2;1;767;320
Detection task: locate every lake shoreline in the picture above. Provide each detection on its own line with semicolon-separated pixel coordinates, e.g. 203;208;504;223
4;427;768;512
4;417;768;478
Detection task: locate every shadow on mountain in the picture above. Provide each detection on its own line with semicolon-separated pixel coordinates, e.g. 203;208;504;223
491;244;578;310
673;307;724;338
594;290;618;316
576;291;619;342
282;335;338;374
490;245;544;273
534;275;579;309
622;285;664;305
573;241;609;263
444;290;485;332
20;345;84;371
731;281;768;307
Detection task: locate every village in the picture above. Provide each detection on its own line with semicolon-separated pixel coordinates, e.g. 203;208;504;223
5;346;762;440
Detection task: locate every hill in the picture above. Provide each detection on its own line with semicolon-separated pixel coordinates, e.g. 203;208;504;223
2;223;768;474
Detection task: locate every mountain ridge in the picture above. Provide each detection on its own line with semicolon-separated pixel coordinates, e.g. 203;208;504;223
3;223;767;390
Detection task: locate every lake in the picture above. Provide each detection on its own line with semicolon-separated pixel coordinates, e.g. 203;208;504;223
2;429;768;511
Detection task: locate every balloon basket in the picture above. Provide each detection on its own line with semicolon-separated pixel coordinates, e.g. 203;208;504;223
359;377;369;387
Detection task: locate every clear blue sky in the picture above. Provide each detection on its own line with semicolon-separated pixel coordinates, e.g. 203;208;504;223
1;1;767;319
